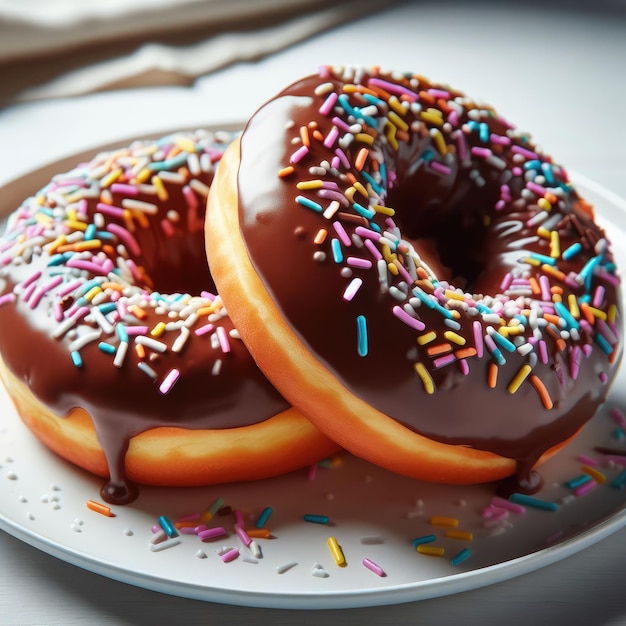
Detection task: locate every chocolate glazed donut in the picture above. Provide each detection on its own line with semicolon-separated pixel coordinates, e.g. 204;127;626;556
207;66;623;492
0;130;338;504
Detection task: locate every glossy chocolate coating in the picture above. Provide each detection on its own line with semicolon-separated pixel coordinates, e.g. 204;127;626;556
237;68;622;481
0;131;289;503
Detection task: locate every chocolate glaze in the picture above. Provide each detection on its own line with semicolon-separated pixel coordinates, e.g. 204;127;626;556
236;69;623;489
0;131;289;503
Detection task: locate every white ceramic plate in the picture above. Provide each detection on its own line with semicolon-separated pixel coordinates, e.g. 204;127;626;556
0;141;625;609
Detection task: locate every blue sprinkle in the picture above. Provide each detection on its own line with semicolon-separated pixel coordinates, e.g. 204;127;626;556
84;224;97;240
562;242;582;261
611;470;626;489
331;238;343;263
412;287;436;309
613;427;626;440
357;315;368;357
489;330;517;353
451;548;472;567
255;507;273;529
79;279;102;296
411;535;437;548
360;170;384;195
98;342;116;355
509;493;559;512
479;122;489;143
47;253;69;267
116;324;129;343
303;514;330;525
554;301;580;330
352;202;375;220
523;159;542;171
594;333;613;355
70;351;82;367
565;474;593;489
541;162;556;185
296;195;323;212
158;515;178;538
148;152;189;172
97;303;117;315
529;252;557;266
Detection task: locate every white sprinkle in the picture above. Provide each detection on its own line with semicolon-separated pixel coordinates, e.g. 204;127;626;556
277;561;298;574
135;335;167;353
113;341;129;368
149;537;181;552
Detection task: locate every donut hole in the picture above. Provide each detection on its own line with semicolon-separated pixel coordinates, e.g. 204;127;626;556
388;178;499;292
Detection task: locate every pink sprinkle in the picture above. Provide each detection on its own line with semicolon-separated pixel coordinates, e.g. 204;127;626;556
194;323;214;336
179;526;200;535
367;77;418;101
159;368;180;395
58;279;82;298
364;239;383;261
333;221;352;246
21;270;42;289
324;126;339;148
334;148;351;169
491;496;526;514
471;146;492;159
125;326;149;336
182;185;199;209
354;226;381;242
319;91;338;116
306;463;318;481
539;275;552;301
290;145;309;164
216;326;231;353
526;181;548;197
161;219;175;237
66;259;110;275
592;285;606;308
512;145;539;160
22;282;37;303
110;183;139;196
574;479;597;497
459;359;470;376
577;454;599;467
433;353;457;369
456;133;468;161
234;524;252;547
343;277;363;302
430;161;451;176
0;293;16;307
346;257;373;269
362;557;385;577
610;407;626;429
447;109;459;127
198;527;227;541
107;223;141;257
500;273;513;291
392;305;425;331
491;134;511;146
220;547;240;563
473;321;484;358
29;275;63;309
233;510;245;527
96;202;125;218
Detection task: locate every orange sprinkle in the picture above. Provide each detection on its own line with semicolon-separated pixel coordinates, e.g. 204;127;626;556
431;516;459;528
312;129;324;142
455;347;477;359
86;500;114;517
445;529;474;541
299;126;310;147
530;375;554;409
355;147;369;171
541;264;566;282
128;304;147;319
278;166;295;178
135;343;146;359
528;276;541;296
314;229;328;245
246;528;272;539
488;362;498;389
426;343;453;357
581;465;606;484
580;302;596;325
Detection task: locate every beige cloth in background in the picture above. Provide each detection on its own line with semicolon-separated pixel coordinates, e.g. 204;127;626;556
0;0;395;104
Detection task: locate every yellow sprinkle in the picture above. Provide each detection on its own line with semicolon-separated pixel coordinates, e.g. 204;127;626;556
64;220;87;232
523;256;541;267
431;516;459;528
387;95;407;116
372;204;395;216
327;536;346;566
537;197;552;211
296;180;324;190
429;128;447;155
135;167;152;183
100;168;122;189
354;132;375;146
83;286;102;302
174;136;197;153
353;181;369;198
417;331;437;345
581;465;607;484
445;529;474;541
385;122;398;150
151;175;169;202
550;230;561;258
443;331;466;346
608;303;617;324
508;364;532;394
150;322;166;337
345;186;357;203
417;545;445;557
197;305;219;316
421;110;444;126
568;294;580;319
74;240;102;252
444;289;465;302
414;362;435;394
587;305;608;321
536;226;551;239
388;111;408;132
47;235;67;255
387;261;399;276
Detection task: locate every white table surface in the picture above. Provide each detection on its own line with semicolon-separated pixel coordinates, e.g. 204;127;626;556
1;2;626;624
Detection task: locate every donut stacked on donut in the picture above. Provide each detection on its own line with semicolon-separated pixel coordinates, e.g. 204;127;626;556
0;130;338;504
207;66;623;490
